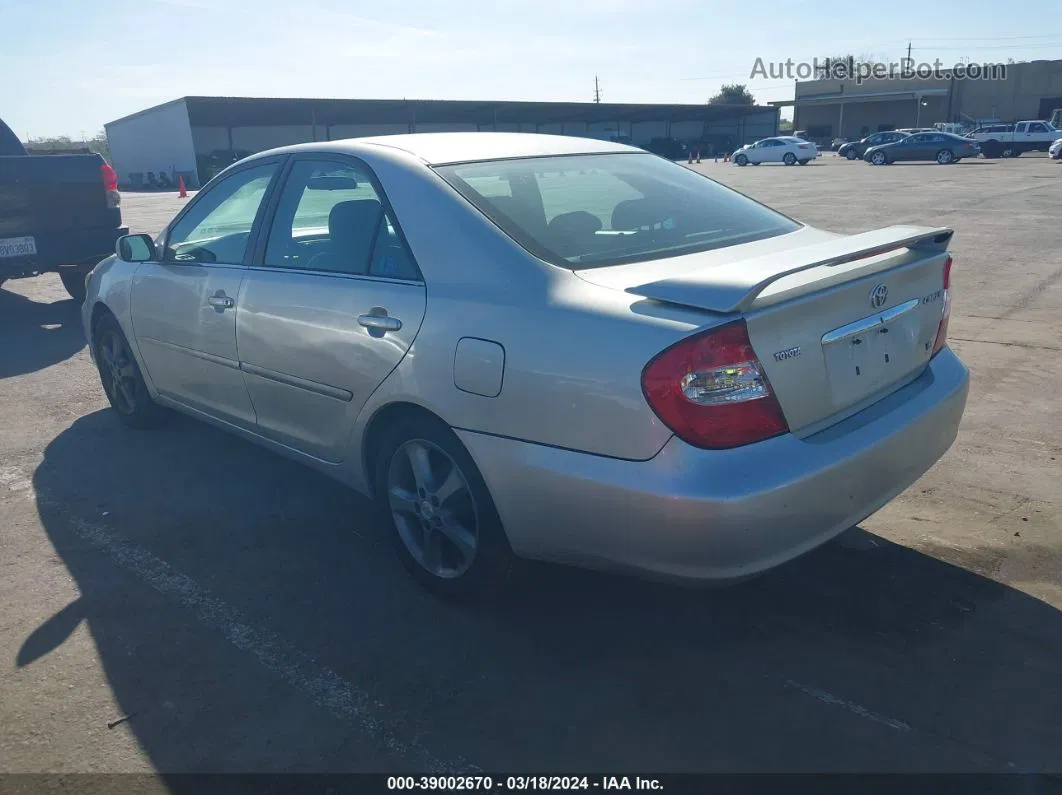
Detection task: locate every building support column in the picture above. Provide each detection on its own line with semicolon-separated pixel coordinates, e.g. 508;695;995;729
838;103;845;139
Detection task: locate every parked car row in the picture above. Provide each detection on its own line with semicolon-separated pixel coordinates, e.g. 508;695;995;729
835;120;1062;166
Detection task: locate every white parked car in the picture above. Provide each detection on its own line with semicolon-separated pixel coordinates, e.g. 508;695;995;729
733;137;819;166
1049;137;1062;160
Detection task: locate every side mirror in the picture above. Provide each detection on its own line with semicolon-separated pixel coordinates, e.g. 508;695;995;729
117;234;155;262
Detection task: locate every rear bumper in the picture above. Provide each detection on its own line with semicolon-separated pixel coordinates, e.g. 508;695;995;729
0;225;127;279
458;348;969;582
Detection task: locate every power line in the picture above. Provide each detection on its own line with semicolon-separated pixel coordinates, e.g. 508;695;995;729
915;42;1062;50
910;33;1062;42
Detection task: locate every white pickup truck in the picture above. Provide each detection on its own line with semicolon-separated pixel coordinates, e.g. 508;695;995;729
967;120;1062;158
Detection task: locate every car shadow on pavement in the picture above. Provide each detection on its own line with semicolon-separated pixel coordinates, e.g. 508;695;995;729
25;409;1062;774
0;289;85;379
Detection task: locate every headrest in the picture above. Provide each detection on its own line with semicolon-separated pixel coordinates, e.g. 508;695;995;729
548;211;603;238
329;199;383;238
611;198;668;231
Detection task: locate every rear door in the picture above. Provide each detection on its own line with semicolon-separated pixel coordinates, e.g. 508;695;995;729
129;160;281;427
236;156;426;463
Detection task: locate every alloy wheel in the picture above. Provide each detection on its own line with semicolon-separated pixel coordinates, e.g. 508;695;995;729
97;329;138;415
387;439;479;579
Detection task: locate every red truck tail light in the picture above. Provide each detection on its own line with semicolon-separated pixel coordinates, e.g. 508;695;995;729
641;320;789;449
100;163;118;192
932;254;953;356
100;163;121;208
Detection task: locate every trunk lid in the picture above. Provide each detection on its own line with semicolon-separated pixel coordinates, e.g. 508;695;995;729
576;225;953;433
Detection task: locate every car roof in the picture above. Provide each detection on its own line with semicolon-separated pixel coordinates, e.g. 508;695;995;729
247;132;640;166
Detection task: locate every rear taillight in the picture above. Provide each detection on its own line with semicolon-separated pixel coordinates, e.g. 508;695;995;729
101;163;120;208
101;163;118;192
932;254;953;356
641;320;789;449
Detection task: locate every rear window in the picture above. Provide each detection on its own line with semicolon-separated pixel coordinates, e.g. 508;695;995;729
434;153;801;269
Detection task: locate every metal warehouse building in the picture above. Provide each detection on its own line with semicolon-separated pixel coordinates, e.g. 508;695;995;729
773;58;1062;141
104;96;779;189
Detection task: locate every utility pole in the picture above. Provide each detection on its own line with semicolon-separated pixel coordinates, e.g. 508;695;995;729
906;41;912;63
594;76;601;103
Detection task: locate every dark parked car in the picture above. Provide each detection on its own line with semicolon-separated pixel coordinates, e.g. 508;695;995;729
837;131;909;160
1;115;127;301
864;132;980;165
644;137;687;160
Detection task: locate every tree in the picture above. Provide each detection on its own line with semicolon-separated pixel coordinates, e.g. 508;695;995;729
709;84;756;105
815;53;881;78
24;130;111;163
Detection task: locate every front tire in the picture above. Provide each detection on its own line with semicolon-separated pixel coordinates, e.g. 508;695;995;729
374;415;515;601
870;151;888;165
783;152;797;166
735;154;748;166
92;314;166;429
845;149;859;160
60;270;87;303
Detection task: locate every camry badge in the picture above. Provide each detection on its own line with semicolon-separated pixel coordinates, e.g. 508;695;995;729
773;346;802;362
870;283;889;309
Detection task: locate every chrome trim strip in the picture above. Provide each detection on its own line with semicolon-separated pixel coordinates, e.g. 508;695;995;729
821;298;921;345
240;362;354;402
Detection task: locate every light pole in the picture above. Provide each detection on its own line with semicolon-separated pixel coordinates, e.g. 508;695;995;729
915;97;928;127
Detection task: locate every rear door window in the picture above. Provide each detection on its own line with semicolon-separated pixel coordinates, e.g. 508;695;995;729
262;159;420;280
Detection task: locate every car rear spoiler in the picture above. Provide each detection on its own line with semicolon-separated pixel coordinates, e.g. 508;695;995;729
625;225;954;314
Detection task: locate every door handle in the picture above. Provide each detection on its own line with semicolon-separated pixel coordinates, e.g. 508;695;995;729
207;295;235;309
358;313;402;332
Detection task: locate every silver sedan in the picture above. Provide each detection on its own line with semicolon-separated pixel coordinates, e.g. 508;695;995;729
83;133;969;599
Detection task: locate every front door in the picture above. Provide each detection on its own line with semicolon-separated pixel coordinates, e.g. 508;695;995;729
237;157;426;463
129;161;280;427
900;134;931;160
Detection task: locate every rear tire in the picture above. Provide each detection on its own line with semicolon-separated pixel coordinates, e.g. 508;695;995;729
936;149;954;165
374;414;516;601
60;271;87;303
92;314;166;429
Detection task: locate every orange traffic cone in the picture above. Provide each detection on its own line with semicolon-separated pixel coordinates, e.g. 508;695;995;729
178;175;187;198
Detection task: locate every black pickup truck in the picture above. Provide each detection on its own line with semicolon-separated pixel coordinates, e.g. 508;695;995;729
0;115;127;302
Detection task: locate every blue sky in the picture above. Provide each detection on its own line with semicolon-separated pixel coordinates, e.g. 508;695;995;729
2;0;1060;138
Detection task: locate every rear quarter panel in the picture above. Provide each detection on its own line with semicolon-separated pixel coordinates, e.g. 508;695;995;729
347;145;705;466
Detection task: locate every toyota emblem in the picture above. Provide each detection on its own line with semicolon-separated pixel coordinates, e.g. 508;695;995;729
870;284;889;309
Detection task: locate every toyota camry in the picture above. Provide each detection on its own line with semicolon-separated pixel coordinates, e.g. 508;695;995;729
82;133;969;599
